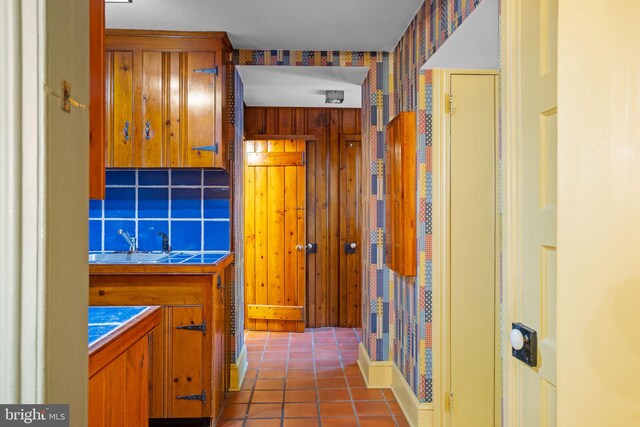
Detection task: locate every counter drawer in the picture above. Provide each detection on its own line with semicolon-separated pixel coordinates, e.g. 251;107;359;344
90;275;205;305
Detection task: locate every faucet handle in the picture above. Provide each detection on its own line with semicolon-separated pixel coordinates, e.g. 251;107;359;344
158;232;171;253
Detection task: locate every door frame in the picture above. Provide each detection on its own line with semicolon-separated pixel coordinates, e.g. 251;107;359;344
501;1;526;425
431;69;501;427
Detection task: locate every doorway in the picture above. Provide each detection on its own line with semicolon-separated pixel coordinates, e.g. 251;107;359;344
243;138;307;332
244;107;363;330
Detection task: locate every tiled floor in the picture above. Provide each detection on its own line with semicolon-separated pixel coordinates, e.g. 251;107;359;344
216;328;409;427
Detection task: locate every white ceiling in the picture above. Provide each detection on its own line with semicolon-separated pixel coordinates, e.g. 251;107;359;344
106;0;424;51
237;66;369;108
421;0;499;70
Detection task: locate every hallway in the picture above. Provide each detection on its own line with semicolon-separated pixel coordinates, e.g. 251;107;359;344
217;328;409;426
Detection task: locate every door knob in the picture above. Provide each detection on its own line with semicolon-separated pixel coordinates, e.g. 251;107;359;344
510;328;525;350
349;242;357;249
295;244;304;251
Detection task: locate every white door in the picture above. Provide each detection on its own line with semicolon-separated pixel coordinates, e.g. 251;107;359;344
503;0;558;426
449;73;498;427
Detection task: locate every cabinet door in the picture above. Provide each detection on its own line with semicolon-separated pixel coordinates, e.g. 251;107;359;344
136;51;166;167
384;112;416;276
385;124;395;270
107;51;134;167
89;336;149;427
183;51;221;167
169;306;205;418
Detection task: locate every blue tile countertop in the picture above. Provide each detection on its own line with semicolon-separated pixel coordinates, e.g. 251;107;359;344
88;306;150;347
89;251;234;275
88;251;229;265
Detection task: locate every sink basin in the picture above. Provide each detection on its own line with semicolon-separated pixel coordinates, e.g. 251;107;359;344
89;252;170;263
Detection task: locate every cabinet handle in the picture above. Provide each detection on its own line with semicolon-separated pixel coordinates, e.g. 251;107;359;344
145;120;152;140
123;120;130;142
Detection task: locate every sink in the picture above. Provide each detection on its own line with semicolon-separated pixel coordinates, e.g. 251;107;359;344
89;252;170;264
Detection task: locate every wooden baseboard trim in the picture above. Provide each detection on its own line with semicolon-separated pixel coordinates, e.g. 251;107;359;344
357;342;433;427
229;344;248;391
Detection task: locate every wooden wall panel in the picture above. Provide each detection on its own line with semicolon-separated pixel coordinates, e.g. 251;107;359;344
245;107;362;328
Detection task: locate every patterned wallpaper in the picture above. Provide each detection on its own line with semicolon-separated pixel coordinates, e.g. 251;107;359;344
231;69;245;363
230;0;482;404
234;50;375;67
389;0;481;403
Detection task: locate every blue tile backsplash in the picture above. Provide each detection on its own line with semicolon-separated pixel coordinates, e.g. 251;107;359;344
89;169;230;253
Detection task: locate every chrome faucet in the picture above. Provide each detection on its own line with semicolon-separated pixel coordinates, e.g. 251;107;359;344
158;232;171;253
118;229;137;252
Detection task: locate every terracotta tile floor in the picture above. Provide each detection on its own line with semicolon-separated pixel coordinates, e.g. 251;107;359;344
216;328;410;427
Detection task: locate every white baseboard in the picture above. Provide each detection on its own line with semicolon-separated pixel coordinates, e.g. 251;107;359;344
357;342;393;388
357;342;433;427
390;363;434;427
229;344;248;391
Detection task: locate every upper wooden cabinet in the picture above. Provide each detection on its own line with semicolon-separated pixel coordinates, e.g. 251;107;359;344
105;30;231;169
89;0;105;199
385;112;417;276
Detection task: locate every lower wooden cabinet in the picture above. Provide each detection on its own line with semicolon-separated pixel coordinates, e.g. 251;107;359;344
89;307;160;427
90;268;232;420
89;337;150;427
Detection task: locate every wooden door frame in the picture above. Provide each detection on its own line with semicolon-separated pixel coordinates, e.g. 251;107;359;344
501;1;525;425
432;69;501;427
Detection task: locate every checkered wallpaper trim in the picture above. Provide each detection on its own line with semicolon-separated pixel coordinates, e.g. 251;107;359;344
232;69;245;363
234;50;376;67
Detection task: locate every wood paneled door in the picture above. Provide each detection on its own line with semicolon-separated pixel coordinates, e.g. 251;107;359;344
244;139;306;332
245;107;362;328
339;134;362;327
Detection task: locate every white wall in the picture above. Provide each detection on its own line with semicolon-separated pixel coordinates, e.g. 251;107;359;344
557;1;640;425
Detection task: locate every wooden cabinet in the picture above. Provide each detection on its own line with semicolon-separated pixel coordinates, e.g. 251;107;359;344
89;307;160;427
385;112;417;276
89;262;233;421
105;30;231;169
89;0;105;199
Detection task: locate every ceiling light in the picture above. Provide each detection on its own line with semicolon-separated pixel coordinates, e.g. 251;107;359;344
325;90;344;104
105;0;132;3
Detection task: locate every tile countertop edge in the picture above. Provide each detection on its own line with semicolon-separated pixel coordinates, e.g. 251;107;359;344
88;306;162;377
88;252;235;275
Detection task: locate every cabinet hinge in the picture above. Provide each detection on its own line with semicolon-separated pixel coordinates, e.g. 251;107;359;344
191;142;218;154
446;391;454;412
176;321;207;335
193;66;218;76
446;94;454;114
176;391;206;404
